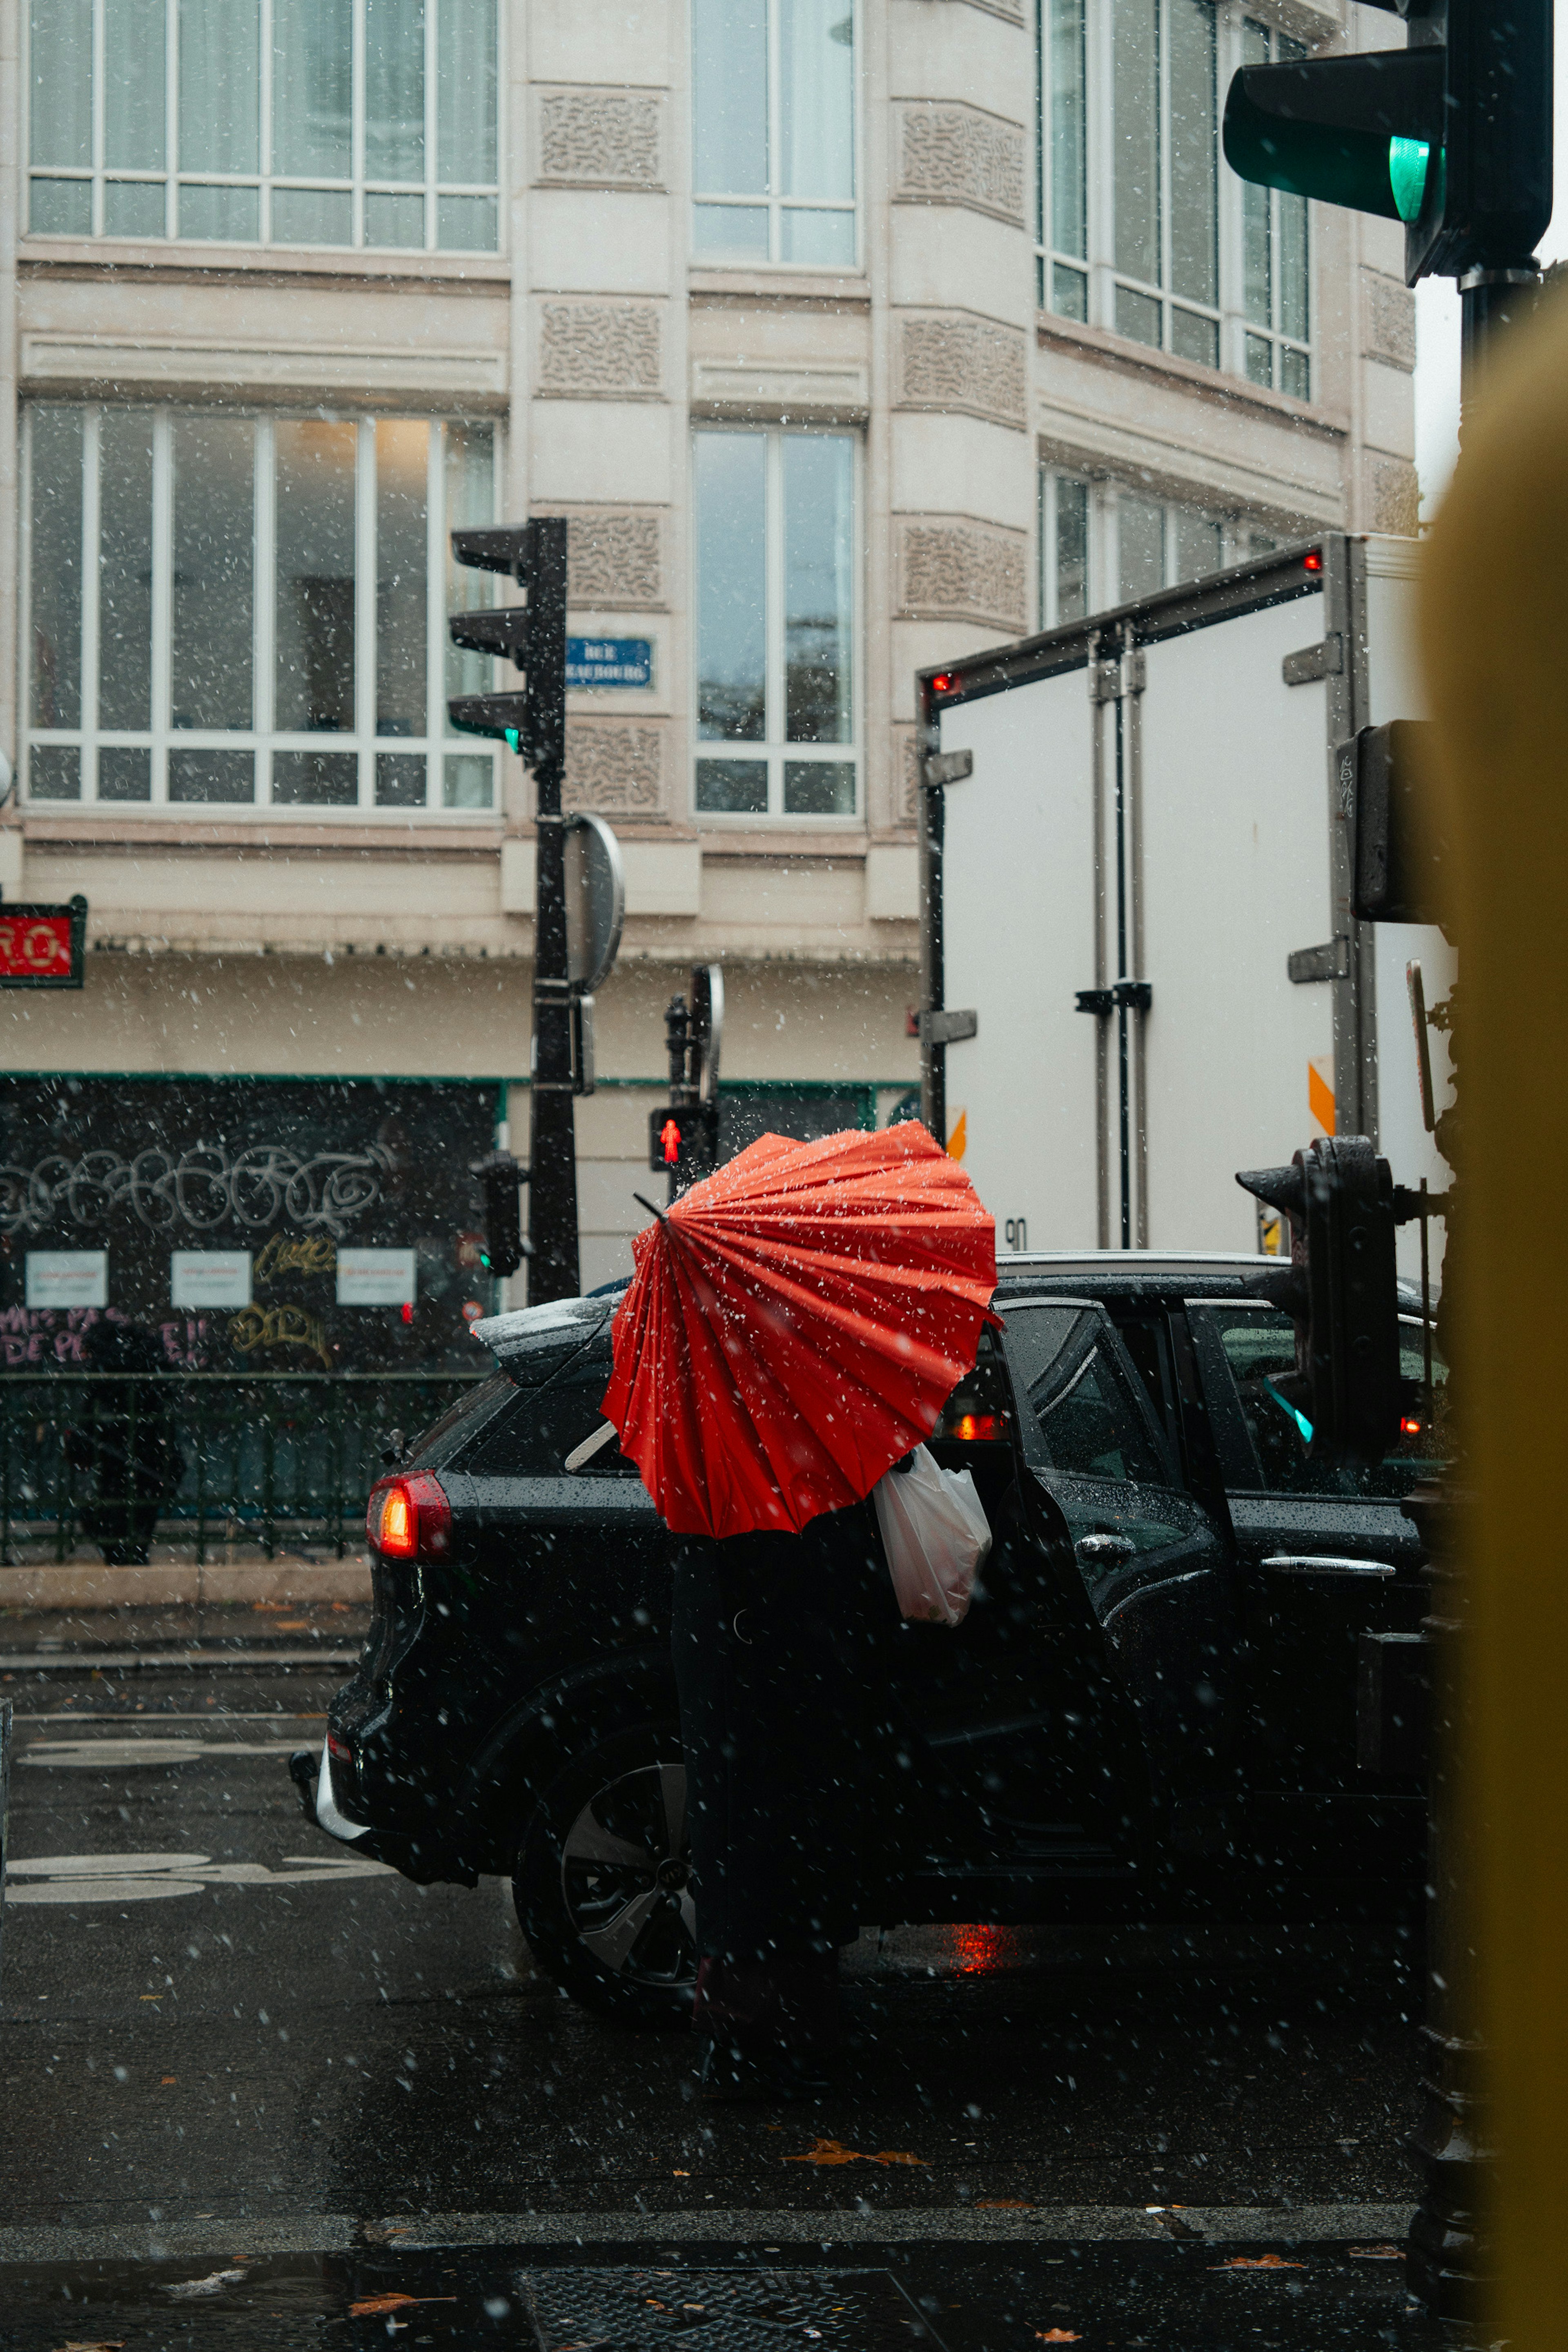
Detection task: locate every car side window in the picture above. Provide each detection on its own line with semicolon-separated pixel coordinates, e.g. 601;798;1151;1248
466;1348;643;1478
1004;1306;1166;1486
1206;1304;1449;1498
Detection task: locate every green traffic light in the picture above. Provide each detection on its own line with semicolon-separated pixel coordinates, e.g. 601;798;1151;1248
1389;136;1431;225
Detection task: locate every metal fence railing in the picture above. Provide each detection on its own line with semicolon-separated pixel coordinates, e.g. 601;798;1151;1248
0;1372;485;1565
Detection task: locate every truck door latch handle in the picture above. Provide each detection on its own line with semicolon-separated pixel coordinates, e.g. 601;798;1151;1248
1075;979;1152;1017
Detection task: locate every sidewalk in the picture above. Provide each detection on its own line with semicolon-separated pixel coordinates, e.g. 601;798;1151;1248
0;1544;372;1612
0;1595;372;1659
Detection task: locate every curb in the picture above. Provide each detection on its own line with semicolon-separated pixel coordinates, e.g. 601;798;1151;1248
0;1558;372;1610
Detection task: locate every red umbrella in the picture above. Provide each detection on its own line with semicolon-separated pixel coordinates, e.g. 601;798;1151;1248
600;1123;997;1539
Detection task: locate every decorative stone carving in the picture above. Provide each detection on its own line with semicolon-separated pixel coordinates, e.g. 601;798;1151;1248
538;301;663;398
535;87;664;188
563;721;665;817
898;312;1027;427
897;514;1028;631
893;725;922;828
533;506;666;609
1363;270;1417;372
1368;456;1420;538
894;102;1027;227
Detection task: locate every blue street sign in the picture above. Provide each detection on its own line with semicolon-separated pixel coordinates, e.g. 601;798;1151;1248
566;637;654;690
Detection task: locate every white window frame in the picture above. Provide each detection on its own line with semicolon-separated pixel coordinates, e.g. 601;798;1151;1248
1037;0;1311;396
24;0;503;255
20;403;503;821
691;0;861;272
691;425;862;826
1039;463;1290;624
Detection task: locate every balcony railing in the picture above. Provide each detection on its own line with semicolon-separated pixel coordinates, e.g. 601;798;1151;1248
0;1372;485;1565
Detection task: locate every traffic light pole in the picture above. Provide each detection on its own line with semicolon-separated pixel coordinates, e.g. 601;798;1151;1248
530;751;580;1303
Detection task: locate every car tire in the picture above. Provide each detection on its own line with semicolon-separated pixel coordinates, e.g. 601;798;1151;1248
513;1720;698;2028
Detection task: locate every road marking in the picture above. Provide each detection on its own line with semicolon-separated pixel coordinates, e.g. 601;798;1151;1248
5;1850;393;1904
23;1738;307;1768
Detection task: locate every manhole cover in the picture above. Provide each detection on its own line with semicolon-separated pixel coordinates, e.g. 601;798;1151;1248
517;2265;944;2351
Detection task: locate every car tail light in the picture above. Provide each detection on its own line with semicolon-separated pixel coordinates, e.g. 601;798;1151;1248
951;1412;1004;1441
367;1470;452;1561
327;1731;353;1763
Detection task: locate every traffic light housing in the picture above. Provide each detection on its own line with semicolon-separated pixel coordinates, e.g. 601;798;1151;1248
648;1103;719;1189
1223;0;1552;286
447;518;568;772
470;1150;530;1278
1236;1136;1401;1464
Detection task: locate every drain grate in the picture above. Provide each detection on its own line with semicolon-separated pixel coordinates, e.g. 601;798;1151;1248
516;2265;944;2351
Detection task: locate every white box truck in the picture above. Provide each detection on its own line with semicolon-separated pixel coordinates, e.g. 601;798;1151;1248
916;534;1453;1277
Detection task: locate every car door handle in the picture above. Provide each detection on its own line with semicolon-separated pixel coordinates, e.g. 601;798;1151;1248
1260;1553;1397;1577
1075;1534;1136;1565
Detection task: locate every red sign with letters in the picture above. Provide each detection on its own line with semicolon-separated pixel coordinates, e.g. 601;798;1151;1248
0;896;87;988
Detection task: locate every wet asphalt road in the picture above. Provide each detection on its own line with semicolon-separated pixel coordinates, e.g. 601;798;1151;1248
0;1659;1471;2348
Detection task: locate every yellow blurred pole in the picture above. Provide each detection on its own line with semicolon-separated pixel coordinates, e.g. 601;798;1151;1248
1420;282;1568;2344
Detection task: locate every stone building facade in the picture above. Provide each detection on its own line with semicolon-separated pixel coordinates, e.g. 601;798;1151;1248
0;0;1414;1303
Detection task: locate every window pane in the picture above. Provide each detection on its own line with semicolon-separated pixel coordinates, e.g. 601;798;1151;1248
437;0;497;182
1049;0;1087;260
693;202;768;257
1172;503;1221;583
105;181;167;237
695;434;766;742
443;422;494;717
1114;284;1160;346
1280;192;1309;343
1244;331;1273;386
780;0;852;202
1036;1343;1163;1481
1054;475;1089;622
693;0;767;196
784;759;853;814
1281;345;1310;402
696;758;767;813
1170;307;1217;368
442;752;493;808
273;0;351;178
276;419;357;733
1168;0;1216;306
99;410;155;731
179;0;261;174
30;409;84;729
179;185;260;241
435;194;497;248
272;188;353;245
30;180;92;235
783;434;851;744
367;0;426;180
1118;492;1164;604
1051;262;1088;320
30;0;91;168
376;419;428;738
1112;0;1159;286
274;749;359;804
99;746;152;801
365;191;426;246
780;207;854;265
105;0;167;169
169;748;255;802
376;752;427;805
30;747;82;800
171;414;254;729
1242;182;1270;328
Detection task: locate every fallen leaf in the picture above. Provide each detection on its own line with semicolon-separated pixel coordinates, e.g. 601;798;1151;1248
275;1619;309;1631
1348;2245;1405;2260
1209;2254;1306;2271
54;2341;127;2350
161;2076;177;2085
783;2138;928;2168
977;2199;1033;2209
673;2169;690;2176
1035;2332;1082;2343
347;2294;458;2317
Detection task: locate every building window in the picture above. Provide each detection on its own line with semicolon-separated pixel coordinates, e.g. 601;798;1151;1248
1040;465;1283;623
1239;21;1310;399
693;0;856;266
27;0;499;252
693;429;858;819
1038;0;1308;394
24;405;499;815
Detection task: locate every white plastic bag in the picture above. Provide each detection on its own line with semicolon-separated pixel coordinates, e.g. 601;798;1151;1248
872;1443;992;1627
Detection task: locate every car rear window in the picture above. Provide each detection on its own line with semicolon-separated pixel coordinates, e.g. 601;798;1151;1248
397;1371;521;1472
466;1344;644;1479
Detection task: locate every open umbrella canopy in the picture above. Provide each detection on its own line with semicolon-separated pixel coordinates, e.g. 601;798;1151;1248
600;1123;997;1539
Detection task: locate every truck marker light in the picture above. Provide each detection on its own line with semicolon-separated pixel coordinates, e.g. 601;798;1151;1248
931;674;955;695
1303;550;1323;574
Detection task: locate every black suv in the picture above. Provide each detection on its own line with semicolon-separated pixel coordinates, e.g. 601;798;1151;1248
294;1255;1442;2025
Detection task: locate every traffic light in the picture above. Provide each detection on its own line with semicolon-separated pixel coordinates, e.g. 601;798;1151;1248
447;518;568;772
1236;1136;1401;1464
470;1150;530;1278
648;1103;719;1189
1347;719;1450;929
1223;0;1552;285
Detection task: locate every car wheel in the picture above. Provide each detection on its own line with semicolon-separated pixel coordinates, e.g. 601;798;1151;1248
513;1722;698;2027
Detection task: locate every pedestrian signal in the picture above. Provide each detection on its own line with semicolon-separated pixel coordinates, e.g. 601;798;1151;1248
648;1104;719;1185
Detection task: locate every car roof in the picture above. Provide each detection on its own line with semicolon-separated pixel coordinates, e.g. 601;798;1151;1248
994;1250;1432;1312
